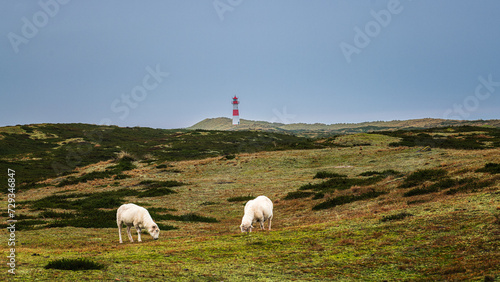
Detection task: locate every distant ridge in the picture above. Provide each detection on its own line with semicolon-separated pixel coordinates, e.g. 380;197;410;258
189;117;500;137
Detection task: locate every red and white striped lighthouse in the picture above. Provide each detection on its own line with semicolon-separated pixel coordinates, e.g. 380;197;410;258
232;96;240;125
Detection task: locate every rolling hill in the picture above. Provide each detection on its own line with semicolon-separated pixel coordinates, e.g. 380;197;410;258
189;117;500;137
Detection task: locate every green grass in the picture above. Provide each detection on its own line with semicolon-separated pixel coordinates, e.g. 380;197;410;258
15;192;498;280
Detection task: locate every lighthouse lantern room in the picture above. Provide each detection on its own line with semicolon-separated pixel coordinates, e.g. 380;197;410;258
232;96;240;125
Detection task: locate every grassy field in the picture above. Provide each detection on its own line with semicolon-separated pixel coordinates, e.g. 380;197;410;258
1;124;499;281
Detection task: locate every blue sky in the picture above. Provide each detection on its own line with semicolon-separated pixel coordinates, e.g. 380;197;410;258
1;0;499;129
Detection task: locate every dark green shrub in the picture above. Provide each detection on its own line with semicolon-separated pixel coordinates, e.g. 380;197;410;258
403;186;439;197
300;175;384;193
476;163;500;174
177;213;218;223
149;211;218;223
108;157;136;172
114;174;131;180
381;212;413;222
403;178;458;197
137;188;176;198
359;170;401;177
313;193;325;199
382;126;500;150
399;169;448;188
283;191;314;200
39;211;76;219
139;180;185;188
313;171;347;179
45;258;105;271
156;223;178;231
446;179;495;195
227;195;254;202
359;171;382;176
47;210;117;228
312;190;386;210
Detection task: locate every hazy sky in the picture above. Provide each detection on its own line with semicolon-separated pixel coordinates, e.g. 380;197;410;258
1;0;499;129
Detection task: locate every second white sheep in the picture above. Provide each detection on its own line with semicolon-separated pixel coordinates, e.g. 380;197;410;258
117;203;160;243
240;195;273;232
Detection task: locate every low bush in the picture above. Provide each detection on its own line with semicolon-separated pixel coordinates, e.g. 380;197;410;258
359;170;401;177
151;212;218;223
403;179;458;197
313;171;347;179
139;180;185;188
312;190;386;210
399;169;448;188
137;187;176;198
227;195;255;202
476;163;500;174
381;212;413;222
300;175;383;193
283;191;315;200
446;179;495;195
45;258;105;271
403;186;439;197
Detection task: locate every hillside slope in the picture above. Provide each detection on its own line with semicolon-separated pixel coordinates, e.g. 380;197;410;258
1;123;499;280
189;117;500;137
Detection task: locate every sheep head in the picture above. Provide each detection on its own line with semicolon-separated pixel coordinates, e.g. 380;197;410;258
148;224;160;240
240;223;254;233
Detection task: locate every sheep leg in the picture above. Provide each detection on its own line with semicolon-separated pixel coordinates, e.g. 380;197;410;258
126;226;134;242
118;222;123;243
268;216;272;231
136;227;142;242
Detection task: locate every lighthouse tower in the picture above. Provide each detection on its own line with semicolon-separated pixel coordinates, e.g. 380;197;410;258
231;96;240;125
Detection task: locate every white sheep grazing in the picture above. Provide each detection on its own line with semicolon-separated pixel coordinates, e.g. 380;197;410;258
240;195;273;232
117;203;160;243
